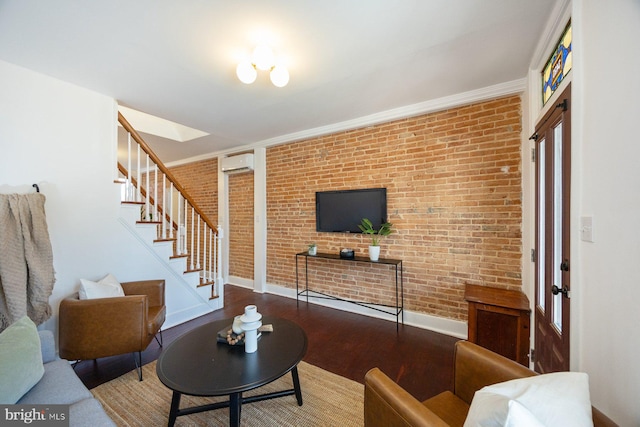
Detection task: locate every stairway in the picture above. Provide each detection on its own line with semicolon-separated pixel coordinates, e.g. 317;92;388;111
114;199;223;329
116;111;224;328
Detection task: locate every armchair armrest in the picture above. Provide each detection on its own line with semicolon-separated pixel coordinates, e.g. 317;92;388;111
121;280;165;308
453;341;534;404
364;368;449;427
453;342;618;426
59;294;149;360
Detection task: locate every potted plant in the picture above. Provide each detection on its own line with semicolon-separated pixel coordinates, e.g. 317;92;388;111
358;218;393;261
307;242;317;256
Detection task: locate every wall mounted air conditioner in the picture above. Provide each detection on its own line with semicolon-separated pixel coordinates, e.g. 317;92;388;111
221;153;254;174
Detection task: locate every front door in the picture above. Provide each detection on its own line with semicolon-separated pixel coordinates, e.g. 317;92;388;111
533;84;571;373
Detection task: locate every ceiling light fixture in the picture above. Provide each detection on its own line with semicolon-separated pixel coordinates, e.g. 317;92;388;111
236;44;289;88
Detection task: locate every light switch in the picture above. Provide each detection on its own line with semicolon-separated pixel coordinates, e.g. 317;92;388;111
580;216;594;242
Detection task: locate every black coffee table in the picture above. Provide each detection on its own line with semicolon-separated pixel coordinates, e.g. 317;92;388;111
156;316;308;427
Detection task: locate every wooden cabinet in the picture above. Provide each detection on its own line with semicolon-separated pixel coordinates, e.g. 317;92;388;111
464;284;531;366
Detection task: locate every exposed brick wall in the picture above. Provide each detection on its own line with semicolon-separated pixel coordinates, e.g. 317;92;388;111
169;158;219;272
171;95;522;322
169;158;219;226
228;172;254;278
266;95;522;321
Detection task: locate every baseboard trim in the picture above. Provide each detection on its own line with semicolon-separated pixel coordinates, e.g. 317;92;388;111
264;282;467;339
227;276;254;290
164;304;213;330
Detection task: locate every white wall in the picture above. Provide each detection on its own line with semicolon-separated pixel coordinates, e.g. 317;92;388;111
0;60;212;341
0;59;119;331
572;1;640;425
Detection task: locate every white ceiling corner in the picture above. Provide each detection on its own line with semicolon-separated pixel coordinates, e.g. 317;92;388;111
0;0;558;164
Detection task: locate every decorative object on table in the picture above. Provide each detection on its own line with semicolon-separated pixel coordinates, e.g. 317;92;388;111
232;315;243;334
224;329;245;345
358;217;394;261
339;248;355;259
240;305;262;353
307;242;317;256
217;319;273;347
217;326;264;346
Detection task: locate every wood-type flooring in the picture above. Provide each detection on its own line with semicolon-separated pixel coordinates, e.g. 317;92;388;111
73;284;460;401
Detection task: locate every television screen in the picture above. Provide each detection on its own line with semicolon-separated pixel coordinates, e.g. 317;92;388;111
316;188;387;233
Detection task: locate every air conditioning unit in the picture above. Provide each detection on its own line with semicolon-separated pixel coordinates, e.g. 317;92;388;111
221;153;254;174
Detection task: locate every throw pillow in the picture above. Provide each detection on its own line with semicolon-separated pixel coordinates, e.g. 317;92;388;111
505;400;544;427
463;372;593;427
0;316;45;404
79;273;125;299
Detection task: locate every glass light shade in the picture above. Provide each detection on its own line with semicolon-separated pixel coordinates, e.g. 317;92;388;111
236;61;257;84
252;44;275;71
270;65;289;87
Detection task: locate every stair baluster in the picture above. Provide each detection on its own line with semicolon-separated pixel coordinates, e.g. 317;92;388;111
117;111;221;300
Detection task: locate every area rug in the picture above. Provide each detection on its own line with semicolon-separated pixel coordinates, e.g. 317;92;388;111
91;360;364;426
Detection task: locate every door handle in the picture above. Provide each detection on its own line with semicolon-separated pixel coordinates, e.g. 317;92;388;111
560;259;569;271
551;284;569;298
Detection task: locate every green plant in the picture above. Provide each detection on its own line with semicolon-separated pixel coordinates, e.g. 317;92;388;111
308;242;317;249
358;218;393;246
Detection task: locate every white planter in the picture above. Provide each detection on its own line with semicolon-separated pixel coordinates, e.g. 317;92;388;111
308;246;317;255
368;245;380;261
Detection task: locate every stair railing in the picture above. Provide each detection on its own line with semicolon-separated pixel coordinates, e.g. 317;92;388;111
117;112;221;298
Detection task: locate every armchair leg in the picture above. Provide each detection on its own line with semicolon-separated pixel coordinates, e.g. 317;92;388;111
133;352;143;381
154;329;163;347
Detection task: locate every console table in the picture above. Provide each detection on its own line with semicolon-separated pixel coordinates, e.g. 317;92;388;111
295;252;404;330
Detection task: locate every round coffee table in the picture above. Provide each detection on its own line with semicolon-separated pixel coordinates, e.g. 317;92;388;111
156;316;308;427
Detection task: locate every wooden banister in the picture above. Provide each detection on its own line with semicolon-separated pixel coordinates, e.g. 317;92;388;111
118;111;217;233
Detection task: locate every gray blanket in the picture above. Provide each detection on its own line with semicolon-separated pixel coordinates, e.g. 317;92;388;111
0;193;55;331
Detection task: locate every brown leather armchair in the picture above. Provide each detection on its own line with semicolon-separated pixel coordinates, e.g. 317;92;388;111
59;279;166;381
364;340;617;427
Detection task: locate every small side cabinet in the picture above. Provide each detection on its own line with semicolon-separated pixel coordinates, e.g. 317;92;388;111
464;284;531;366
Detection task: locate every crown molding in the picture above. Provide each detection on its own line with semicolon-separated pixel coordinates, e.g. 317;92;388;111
168;78;526;167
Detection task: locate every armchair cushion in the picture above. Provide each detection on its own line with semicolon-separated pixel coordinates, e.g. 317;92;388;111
79;273;124;300
423;391;468;427
0;316;44;404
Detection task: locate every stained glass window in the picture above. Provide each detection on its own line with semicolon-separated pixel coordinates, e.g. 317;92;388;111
542;21;572;105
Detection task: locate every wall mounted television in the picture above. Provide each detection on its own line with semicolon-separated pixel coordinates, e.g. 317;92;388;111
316;188;387;233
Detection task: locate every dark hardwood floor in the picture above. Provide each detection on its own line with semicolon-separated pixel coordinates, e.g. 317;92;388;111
74;284;460;401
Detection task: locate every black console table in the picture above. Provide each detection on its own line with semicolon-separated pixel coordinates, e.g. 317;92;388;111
295;252;404;330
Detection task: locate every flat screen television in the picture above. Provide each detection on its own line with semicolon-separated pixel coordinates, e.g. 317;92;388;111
316;188;387;233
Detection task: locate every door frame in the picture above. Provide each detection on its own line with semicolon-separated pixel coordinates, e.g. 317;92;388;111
532;84;572;372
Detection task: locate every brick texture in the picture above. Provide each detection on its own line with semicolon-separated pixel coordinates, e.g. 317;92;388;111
266;95;522;321
172;95;523;322
228;172;254;278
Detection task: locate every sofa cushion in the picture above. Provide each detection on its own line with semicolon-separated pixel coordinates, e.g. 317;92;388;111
423;391;469;427
70;398;116;427
79;273;124;300
38;330;57;364
18;359;93;405
464;372;593;427
0;316;45;404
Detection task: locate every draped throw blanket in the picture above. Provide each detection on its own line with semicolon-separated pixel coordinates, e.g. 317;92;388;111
0;193;55;332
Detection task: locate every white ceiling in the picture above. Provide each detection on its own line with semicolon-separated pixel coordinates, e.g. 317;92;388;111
0;0;557;164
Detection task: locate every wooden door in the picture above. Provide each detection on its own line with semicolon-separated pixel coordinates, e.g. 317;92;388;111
533;84;571;373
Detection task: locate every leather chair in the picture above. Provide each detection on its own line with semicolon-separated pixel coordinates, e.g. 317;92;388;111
59;279;166;381
364;340;617;427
